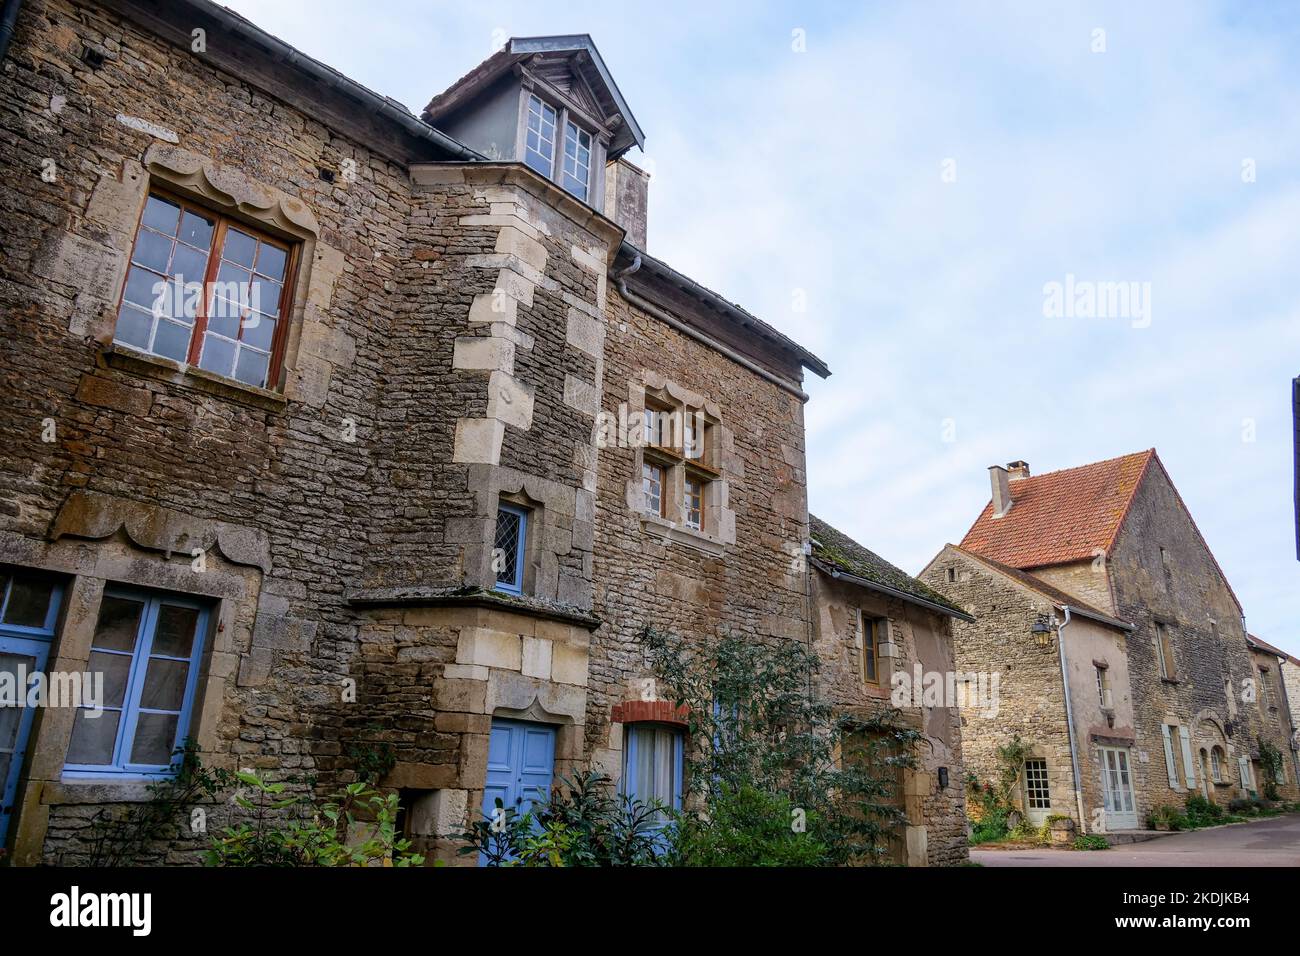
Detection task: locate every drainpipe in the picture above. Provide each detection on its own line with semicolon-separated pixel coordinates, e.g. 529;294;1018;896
0;0;23;63
612;253;810;402
1056;606;1089;834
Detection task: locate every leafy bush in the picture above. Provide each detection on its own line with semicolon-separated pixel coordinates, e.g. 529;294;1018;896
643;627;921;866
1147;804;1189;831
969;807;1010;845
1184;793;1224;827
206;771;423;867
964;735;1035;844
460;771;666;867
1073;834;1109;850
1258;742;1284;801
668;785;830;866
83;739;233;866
1227;796;1272;815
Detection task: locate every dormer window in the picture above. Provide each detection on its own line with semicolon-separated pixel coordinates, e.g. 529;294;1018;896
423;37;646;213
524;94;557;179
520;91;598;203
561;121;592;202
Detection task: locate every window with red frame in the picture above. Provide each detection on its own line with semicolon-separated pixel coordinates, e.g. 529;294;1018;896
115;192;297;390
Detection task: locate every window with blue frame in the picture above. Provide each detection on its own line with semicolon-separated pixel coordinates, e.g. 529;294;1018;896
1;569;65;848
493;503;529;595
622;723;683;823
63;588;209;778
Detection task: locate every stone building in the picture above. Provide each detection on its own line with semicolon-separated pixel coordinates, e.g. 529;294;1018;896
922;450;1298;835
1245;634;1300;792
808;515;973;865
0;0;967;865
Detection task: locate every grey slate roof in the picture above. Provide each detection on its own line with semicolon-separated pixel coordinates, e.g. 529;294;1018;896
809;515;972;621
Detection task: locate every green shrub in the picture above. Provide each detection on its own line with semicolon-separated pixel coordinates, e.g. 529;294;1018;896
1073;834;1109;850
1184;793;1224;827
206;772;423;867
643;627;921;865
969;807;1010;845
668;785;830;866
1258;742;1284;801
461;771;666;867
1146;804;1189;831
1227;796;1270;815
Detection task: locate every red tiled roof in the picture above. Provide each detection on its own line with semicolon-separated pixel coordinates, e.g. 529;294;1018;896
960;450;1155;568
1247;634;1300;667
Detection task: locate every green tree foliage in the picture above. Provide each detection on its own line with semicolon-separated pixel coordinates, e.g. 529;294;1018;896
642;626;922;865
205;772;423;867
460;770;665;866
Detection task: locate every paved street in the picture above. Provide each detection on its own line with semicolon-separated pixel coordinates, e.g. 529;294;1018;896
972;814;1300;866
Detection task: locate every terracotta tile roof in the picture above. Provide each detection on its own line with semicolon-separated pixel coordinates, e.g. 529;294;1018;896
809;515;972;620
959;450;1155;569
1247;634;1300;667
947;545;1133;632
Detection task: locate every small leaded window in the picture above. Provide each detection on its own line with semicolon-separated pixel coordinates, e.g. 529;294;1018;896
493;504;528;595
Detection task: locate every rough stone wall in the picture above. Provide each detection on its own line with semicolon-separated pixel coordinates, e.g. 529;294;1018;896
585;287;811;775
920;550;1079;824
811;572;968;865
1031;560;1115;616
1248;646;1299;795
0;0;429;862
1279;658;1300;785
1108;464;1299;807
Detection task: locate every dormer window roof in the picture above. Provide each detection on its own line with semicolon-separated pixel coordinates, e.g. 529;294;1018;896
423;35;644;160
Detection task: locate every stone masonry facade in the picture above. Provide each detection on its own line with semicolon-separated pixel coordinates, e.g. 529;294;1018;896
0;0;969;865
923;454;1298;837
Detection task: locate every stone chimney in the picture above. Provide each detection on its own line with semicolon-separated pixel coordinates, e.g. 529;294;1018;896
1006;460;1031;481
989;465;1013;518
604;157;649;249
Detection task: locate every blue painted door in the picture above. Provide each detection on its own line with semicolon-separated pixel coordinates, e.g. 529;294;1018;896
480;718;556;863
1;574;64;849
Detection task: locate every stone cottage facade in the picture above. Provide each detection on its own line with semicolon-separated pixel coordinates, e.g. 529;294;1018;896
1245;634;1300;791
808;516;973;865
922;451;1298;835
0;0;967;866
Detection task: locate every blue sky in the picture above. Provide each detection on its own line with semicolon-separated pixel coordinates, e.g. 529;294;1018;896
227;1;1300;655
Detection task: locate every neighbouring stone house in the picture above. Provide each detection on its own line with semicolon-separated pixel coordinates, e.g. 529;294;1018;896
922;450;1298;835
808;515;973;865
1245;634;1300;792
0;0;969;865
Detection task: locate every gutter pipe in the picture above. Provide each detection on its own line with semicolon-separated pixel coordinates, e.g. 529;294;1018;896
1056;606;1090;834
